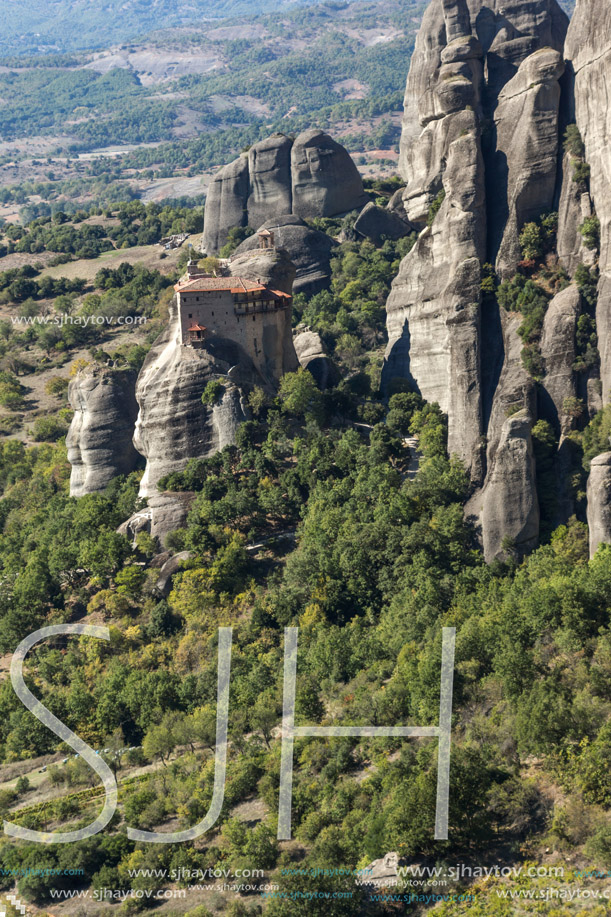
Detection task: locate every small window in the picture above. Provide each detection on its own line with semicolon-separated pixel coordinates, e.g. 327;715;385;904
188;313;192;318
252;315;255;322
212;311;215;316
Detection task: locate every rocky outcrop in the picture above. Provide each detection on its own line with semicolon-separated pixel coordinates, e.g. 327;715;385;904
201;154;249;255
232;215;337;295
133;297;262;504
293;329;338;390
587;454;611;558
203;130;367;254
290;129;368;220
387;0;571;559
557;153;595;276
466;310;539;559
539;284;581;433
475;410;540;561
353;203;413;246
247;135;293;231
148;492;196;546
385;114;486;481
492;49;565;278
566;0;611;400
398;0;569;189
156;550;192;596
67;366;140;497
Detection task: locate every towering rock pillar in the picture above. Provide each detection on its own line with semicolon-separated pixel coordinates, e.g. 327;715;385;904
565;0;611;401
386;0;569;558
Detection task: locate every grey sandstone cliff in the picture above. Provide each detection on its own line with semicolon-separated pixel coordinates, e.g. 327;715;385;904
465;311;539;560
539;283;581;433
386;0;570;556
492;48;565;278
133;298;262;504
565;0;611;401
587;453;611;558
385;114;486;481
203;130;367;254
67;366;140;497
557;152;595;275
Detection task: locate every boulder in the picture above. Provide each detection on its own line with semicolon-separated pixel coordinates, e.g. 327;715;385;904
293;329;339;390
353;202;413;245
67;366;140;497
117;508;153;546
232;215;336;296
587;453;611;558
492;49;565;278
156;550;192;595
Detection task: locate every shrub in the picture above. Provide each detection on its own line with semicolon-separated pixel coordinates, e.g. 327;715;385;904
564;123;585;158
519;222;544;260
572;160;591;184
580;215;601;250
30;414;68;442
44;376;69;397
201;379;224;406
427;189;445;226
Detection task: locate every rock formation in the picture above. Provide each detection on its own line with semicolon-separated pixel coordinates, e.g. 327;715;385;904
133;297;261;503
539;284;581;433
353;203;413;246
232;215;337;295
492;48;565;277
67;366;141;497
466;311;539;560
203;130;367;254
587;453;611;558
201;155;249;255
386;0;572;554
293;329;339;390
557;153;595;275
475;410;540;561
565;0;611;400
385;110;487;480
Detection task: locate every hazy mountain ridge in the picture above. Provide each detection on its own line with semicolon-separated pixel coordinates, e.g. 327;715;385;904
2;0;345;55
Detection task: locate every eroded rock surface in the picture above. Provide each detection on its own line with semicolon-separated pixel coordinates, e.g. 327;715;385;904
67;366;140;497
233;215;336;295
566;0;611;400
492;49;565;278
587;454;611;558
133;297;262;502
203;130;367;254
293;329;338;390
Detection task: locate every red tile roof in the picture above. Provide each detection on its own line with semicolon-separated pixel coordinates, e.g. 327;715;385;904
175;274;292;300
188;323;207;332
